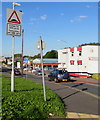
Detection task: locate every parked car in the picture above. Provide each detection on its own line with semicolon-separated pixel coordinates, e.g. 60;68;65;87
23;68;28;71
32;69;37;73
14;69;21;75
35;70;46;76
48;69;70;82
35;70;42;75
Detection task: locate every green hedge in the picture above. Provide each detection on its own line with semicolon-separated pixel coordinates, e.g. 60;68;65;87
2;75;66;120
92;74;100;79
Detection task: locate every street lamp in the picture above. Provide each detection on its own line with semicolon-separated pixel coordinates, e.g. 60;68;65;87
13;3;21;9
57;40;67;44
57;40;71;49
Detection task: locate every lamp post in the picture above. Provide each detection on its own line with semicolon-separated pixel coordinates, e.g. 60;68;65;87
57;40;67;44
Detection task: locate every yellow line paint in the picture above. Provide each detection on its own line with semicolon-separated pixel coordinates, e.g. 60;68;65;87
47;81;100;99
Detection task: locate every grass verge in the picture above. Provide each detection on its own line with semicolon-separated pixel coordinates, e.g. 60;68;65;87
2;75;66;120
0;74;2;120
91;74;100;79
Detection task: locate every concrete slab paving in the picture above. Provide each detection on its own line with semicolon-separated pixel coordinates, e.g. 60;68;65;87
66;112;100;119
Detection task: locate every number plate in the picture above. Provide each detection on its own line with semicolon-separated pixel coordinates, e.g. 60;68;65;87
62;79;67;81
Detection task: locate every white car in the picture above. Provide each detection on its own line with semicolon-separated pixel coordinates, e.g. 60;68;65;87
23;68;28;71
32;69;37;73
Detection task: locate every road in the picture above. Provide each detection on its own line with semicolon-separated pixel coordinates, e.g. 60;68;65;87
1;66;100;115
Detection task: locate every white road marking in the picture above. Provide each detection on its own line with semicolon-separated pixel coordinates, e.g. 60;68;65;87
85;83;100;87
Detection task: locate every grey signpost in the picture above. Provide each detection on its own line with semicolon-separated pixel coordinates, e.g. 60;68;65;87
36;36;46;101
6;3;22;92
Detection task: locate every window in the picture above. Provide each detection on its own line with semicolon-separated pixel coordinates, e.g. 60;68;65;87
77;60;82;65
70;60;74;65
79;51;82;56
71;52;74;56
62;52;68;54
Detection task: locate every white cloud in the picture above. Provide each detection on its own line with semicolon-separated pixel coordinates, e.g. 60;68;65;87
70;15;88;23
0;14;2;17
86;5;92;8
40;14;47;20
70;19;74;23
36;7;40;11
30;17;37;21
28;22;34;25
60;13;64;16
79;16;88;18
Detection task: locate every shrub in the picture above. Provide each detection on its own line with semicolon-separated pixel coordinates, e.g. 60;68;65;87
92;74;100;79
2;75;66;120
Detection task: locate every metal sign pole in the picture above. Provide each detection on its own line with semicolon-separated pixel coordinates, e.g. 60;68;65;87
6;3;21;92
21;29;24;76
11;35;15;92
11;3;15;92
40;36;46;101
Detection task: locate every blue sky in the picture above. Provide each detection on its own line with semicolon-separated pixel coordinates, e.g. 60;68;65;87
2;2;98;57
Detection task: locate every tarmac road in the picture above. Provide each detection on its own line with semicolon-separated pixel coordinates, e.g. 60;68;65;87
2;67;100;116
22;73;99;115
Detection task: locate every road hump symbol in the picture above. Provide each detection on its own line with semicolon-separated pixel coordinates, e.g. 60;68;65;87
8;10;21;24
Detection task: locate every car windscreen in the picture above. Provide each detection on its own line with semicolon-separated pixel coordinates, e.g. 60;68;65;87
59;70;68;74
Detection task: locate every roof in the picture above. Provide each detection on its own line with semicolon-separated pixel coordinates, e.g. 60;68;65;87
38;58;58;61
33;58;58;63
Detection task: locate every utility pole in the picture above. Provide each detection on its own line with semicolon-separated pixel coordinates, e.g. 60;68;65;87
21;29;24;76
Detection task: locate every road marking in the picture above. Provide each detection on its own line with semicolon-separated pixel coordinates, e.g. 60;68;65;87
48;81;100;99
85;83;100;87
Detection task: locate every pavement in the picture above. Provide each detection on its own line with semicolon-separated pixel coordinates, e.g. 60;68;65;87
48;112;100;119
66;112;100;119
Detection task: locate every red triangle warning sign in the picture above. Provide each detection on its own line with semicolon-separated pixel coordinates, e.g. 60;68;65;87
8;10;21;24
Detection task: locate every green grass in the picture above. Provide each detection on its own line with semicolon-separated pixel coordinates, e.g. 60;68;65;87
0;74;2;120
2;75;66;120
91;74;100;79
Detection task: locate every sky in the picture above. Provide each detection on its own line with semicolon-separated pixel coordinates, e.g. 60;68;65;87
1;1;99;57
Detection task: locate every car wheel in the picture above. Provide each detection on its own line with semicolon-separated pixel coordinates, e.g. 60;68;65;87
54;78;58;83
67;78;70;82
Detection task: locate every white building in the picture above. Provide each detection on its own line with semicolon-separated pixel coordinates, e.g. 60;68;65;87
58;45;100;74
33;58;58;70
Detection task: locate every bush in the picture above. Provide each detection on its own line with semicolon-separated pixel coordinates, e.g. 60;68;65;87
2;75;66;120
92;74;100;79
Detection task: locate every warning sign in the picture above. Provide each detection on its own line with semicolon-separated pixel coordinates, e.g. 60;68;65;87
7;8;22;24
6;23;21;36
6;8;22;36
8;10;21;24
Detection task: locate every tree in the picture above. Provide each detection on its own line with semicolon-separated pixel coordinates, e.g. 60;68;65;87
33;54;41;59
44;50;58;58
79;43;100;47
14;54;22;58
